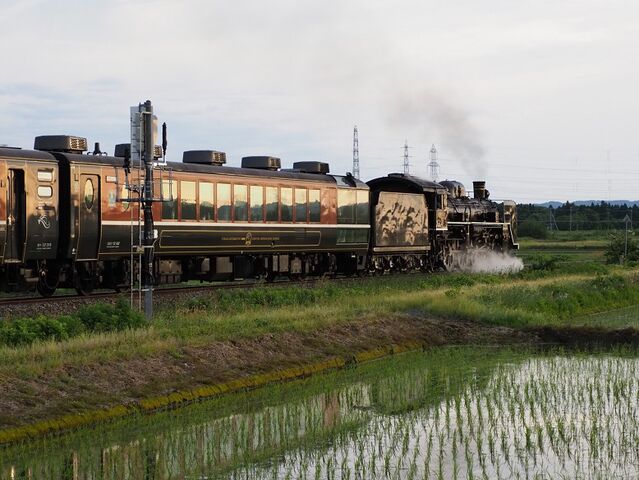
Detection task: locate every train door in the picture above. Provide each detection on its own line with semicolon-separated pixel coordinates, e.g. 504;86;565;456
6;169;26;262
0;161;6;260
77;174;101;260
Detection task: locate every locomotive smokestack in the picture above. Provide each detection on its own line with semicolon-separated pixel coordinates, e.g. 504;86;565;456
473;181;486;200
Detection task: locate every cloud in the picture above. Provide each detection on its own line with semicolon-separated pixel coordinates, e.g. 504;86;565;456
1;0;638;201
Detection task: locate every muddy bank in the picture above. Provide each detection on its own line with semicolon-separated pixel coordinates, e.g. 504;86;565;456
0;313;532;430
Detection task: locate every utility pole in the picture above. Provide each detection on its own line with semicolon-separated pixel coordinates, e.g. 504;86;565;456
352;126;360;179
624;213;632;263
403;140;410;175
126;100;161;320
569;205;572;232
427;144;440;182
141;101;155;319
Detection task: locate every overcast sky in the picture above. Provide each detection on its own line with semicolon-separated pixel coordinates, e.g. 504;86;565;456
1;0;638;202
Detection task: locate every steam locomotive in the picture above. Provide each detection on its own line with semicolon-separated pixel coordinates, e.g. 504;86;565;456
0;135;518;296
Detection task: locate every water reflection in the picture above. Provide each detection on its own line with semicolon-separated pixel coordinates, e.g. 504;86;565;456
2;348;638;479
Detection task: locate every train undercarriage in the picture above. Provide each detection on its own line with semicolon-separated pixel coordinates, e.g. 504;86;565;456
1;252;368;297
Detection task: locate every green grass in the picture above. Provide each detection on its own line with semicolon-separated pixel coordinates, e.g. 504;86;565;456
569;304;639;328
1;230;637;385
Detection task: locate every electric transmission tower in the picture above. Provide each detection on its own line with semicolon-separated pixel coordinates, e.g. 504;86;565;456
403;140;410;175
352;125;360;178
427;144;440;182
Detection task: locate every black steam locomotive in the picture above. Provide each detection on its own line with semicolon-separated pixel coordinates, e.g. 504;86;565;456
0;135;518;296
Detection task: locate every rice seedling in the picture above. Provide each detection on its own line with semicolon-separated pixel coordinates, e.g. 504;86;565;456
3;346;639;479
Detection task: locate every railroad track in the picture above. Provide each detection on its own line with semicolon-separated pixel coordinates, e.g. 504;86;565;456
0;280;281;308
0;275;387;313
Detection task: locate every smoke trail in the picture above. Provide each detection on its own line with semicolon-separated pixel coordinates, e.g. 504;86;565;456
452;248;524;274
386;88;486;178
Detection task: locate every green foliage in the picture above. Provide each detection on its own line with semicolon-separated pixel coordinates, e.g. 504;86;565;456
525;254;565;271
76;299;145;332
605;232;639;264
0;300;145;348
518;219;548;239
473;274;639;326
517;201;637;231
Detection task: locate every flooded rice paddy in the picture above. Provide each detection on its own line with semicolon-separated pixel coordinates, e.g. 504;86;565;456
2;346;639;479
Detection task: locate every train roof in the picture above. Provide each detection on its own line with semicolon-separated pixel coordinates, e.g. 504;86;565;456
42;151;366;188
367;173;448;194
0;147;57;163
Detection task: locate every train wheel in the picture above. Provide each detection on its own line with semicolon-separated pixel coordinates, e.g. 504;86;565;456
36;262;59;297
265;270;277;283
74;263;96;296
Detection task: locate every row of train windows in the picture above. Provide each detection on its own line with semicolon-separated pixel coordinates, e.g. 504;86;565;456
161;181;322;223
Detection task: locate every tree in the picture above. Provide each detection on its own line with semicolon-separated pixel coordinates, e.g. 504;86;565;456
605;232;639;264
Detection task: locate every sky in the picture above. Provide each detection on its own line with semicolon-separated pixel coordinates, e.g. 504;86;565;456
1;0;638;203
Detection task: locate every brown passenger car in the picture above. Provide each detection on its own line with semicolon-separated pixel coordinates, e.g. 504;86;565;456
2;136;370;295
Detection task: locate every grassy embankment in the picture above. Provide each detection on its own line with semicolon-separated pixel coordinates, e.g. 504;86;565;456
1;231;639;432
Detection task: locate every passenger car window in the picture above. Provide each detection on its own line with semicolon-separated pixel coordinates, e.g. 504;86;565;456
37;170;53;182
280;188;293;222
180;181;196;220
250;185;264;222
266;186;279;221
38;186;53;199
162;180;178;219
120;184;130;211
84;179;94;209
217;183;231;221
309;189;320;222
337;189;356;224
234;185;248;221
199;182;214;220
295;188;307;222
356;190;369;224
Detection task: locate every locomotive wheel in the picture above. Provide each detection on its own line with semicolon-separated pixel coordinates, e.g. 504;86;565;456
36;263;59;297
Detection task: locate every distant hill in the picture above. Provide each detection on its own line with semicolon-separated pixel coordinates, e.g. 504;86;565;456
534;200;639;208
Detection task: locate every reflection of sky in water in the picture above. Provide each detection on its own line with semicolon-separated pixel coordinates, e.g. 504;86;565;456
2;351;639;479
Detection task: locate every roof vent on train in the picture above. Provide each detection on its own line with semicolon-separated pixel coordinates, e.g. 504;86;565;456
114;143;163;159
182;150;226;166
34;135;87;153
292;161;330;174
241;156;281;171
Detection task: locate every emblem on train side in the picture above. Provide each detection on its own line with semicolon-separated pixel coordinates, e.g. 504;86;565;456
245;232;253;246
37;215;51;229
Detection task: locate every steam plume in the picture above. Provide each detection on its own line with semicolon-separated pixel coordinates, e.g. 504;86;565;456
451;248;524;274
387;89;486;177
